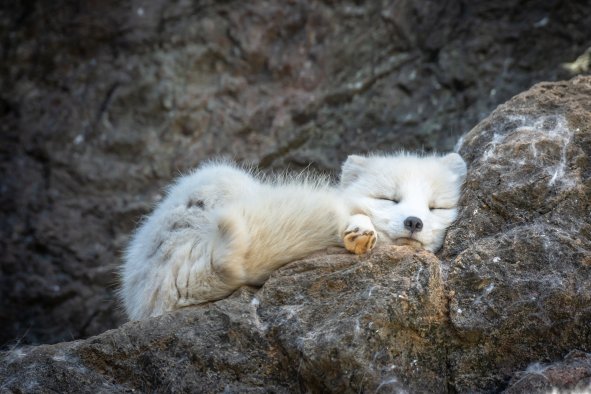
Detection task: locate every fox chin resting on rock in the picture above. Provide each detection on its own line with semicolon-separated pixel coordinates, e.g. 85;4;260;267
120;152;467;320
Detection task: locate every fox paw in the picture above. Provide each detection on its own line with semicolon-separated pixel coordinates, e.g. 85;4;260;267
343;215;377;255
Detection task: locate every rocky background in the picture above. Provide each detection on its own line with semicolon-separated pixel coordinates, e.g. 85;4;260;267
1;0;591;392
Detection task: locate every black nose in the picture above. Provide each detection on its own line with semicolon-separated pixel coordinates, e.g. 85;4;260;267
404;216;423;233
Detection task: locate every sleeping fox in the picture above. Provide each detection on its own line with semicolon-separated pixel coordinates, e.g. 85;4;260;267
121;152;467;320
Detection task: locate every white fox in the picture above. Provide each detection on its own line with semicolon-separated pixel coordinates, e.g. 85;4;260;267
121;153;467;320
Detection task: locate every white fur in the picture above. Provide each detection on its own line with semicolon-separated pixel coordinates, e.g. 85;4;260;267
341;152;467;252
121;153;466;320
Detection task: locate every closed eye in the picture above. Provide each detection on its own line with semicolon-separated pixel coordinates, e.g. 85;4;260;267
376;197;400;204
429;207;453;211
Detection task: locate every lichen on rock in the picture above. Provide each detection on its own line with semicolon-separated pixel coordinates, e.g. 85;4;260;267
443;75;591;392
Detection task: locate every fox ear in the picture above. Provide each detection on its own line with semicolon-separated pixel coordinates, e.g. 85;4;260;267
340;155;367;187
441;153;467;182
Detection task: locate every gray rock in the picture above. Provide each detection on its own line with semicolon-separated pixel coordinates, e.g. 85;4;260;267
1;76;590;393
443;75;591;392
505;350;591;393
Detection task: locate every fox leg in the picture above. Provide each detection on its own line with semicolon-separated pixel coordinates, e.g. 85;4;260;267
343;214;378;255
209;210;251;288
181;208;251;307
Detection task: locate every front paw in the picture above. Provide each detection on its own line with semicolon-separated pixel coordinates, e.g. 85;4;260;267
343;225;377;255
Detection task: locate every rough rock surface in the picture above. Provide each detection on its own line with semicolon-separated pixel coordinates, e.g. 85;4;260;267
1;76;590;393
505;350;591;393
1;0;591;347
0;247;448;393
442;75;591;391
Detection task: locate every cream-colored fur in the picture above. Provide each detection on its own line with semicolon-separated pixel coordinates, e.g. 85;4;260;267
121;153;466;320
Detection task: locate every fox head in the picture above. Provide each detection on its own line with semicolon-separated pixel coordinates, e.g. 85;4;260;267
340;153;467;252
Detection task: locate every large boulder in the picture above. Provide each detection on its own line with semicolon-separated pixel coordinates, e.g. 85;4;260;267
1;0;591;347
1;76;590;393
442;75;591;391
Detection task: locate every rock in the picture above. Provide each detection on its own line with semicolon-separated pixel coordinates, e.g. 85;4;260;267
1;0;591;348
442;75;591;392
505;350;591;393
1;247;447;393
1;75;591;392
